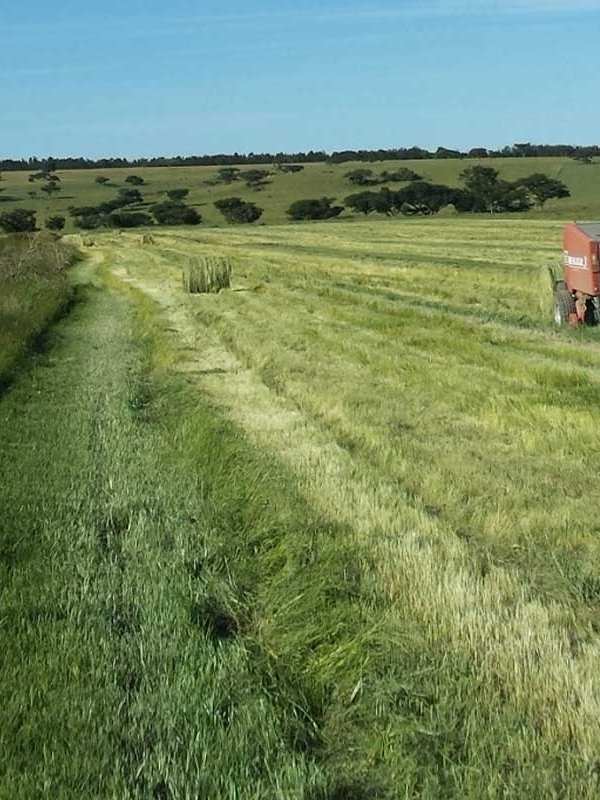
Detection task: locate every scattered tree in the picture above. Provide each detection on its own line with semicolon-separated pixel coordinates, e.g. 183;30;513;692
459;166;501;213
515;173;570;208
41;182;61;198
117;188;143;205
345;191;384;215
287;197;343;221
214;197;263;223
380;168;422;182
345;169;376;186
166;188;190;202
151;202;201;225
217;167;240;184
240;169;271;189
109;211;154;228
46;215;66;231
0;209;37;233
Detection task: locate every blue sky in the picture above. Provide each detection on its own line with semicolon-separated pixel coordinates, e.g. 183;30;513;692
2;0;599;158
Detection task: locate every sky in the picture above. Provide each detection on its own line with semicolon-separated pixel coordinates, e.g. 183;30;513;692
1;0;600;159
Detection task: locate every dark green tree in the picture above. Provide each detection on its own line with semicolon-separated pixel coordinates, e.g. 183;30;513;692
459;166;502;213
287;197;343;221
380;168;422;182
151;202;201;225
344;191;381;214
41;182;62;198
240;169;271;188
217;167;240;184
515;173;570;208
345;169;375;186
0;209;37;232
214;197;263;223
109;211;154;228
166;188;190;202
117;188;143;205
45;215;66;231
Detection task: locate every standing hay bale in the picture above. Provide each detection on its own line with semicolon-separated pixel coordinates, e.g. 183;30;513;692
183;256;232;294
140;234;155;245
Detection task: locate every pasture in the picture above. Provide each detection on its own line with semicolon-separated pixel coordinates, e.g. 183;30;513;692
3;217;600;797
1;155;600;229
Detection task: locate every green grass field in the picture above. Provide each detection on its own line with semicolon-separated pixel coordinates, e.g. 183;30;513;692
1;156;600;230
4;217;600;797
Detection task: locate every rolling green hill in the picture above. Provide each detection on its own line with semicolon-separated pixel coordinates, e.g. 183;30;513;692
1;156;599;231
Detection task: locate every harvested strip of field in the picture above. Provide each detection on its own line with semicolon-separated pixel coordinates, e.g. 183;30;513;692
96;219;600;797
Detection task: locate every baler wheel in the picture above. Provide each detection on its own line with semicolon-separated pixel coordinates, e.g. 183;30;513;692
553;283;576;326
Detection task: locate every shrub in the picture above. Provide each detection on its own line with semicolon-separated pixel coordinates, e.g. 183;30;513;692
240;169;271;188
287;197;343;221
345;169;375;186
380;168;422;182
117;188;143;205
217;167;240;184
0;209;37;233
151;202;202;226
437;204;459;218
41;183;61;198
109;212;154;228
74;214;105;230
214;197;263;224
46;215;66;231
125;175;145;185
345;191;382;215
166;188;190;202
183;256;232;294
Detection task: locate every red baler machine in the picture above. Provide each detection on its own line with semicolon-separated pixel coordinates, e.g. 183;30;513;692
555;223;600;325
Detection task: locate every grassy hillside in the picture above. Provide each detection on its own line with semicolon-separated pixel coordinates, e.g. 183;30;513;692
1;156;599;230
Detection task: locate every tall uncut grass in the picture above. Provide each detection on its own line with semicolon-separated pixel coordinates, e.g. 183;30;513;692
0;232;79;388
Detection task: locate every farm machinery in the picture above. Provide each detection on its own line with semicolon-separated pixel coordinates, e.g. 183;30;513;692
554;223;600;325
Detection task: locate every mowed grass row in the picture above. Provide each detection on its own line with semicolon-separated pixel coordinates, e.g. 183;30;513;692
1;155;599;229
93;218;600;797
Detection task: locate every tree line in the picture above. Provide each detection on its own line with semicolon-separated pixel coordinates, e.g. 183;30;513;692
1;143;598;172
289;168;570;220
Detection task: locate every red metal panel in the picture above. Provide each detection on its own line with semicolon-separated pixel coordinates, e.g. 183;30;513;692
563;223;600;296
